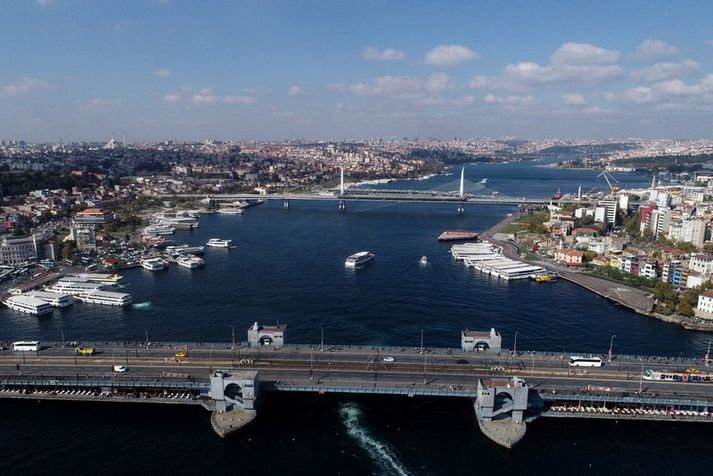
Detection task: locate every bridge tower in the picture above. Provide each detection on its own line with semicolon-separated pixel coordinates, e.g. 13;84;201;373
457;167;465;214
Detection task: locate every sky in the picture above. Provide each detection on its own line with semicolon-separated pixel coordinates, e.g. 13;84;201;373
2;0;713;142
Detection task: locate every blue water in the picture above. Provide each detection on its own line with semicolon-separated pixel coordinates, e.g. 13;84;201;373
1;163;709;475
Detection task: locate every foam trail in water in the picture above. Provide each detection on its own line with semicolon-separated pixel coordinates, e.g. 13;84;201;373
339;402;411;476
132;301;152;309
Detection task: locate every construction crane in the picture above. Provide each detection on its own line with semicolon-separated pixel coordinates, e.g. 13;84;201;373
597;171;620;192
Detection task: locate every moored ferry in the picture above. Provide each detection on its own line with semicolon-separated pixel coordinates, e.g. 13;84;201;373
25;290;75;308
3;295;53;316
530;271;558;282
177;254;205;269
217;207;244;215
206;238;232;248
345;251;375;268
82;289;133;306
165;244;205;255
66;273;124;285
141;257;169;271
437;230;479;241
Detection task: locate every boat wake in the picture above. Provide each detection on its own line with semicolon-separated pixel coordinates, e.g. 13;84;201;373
132;301;152;309
339;402;411;476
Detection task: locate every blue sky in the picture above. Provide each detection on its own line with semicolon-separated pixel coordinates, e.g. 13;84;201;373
2;0;713;141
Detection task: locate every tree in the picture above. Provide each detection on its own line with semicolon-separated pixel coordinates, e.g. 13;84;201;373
61;240;76;261
624;215;640;238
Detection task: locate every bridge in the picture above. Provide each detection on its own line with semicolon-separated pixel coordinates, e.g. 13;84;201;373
2;327;712;448
162;168;597;212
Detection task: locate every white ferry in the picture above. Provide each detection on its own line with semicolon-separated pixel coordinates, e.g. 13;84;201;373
66;273;124;285
143;224;175;235
25;290;75;308
177;254;205;269
345;251;375;268
47;279;104;297
165;244;205;255
82;289;133;306
141;257;169;271
3;295;53;316
218;207;244;215
207;238;232;248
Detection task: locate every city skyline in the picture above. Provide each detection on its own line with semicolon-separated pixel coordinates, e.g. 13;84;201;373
3;0;713;141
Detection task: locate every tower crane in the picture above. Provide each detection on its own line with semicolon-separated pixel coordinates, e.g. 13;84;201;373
597;171;620;192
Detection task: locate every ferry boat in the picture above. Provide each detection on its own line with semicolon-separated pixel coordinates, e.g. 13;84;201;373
141;257;169;271
47;279;104;297
82;289;133;306
176;254;205;269
165;244;205;256
206;238;232;248
530;272;558;282
143;224;175;235
66;273;124;285
25;290;75;308
218;207;244;215
3;295;53;316
420;256;429;265
437;230;479;242
345;251;375;268
552;189;563;200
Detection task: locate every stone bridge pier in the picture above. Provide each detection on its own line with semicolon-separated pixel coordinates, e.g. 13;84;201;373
209;370;259;437
474;377;529;448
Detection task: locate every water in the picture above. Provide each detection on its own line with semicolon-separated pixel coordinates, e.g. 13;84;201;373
0;164;708;474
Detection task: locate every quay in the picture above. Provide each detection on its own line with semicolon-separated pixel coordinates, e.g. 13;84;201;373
2;327;713;447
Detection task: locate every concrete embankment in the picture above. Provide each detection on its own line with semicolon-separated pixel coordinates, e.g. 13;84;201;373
210;408;257;437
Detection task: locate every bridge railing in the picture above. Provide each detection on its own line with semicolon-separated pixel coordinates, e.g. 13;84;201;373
0;377;208;390
539;392;713;408
273;383;477;398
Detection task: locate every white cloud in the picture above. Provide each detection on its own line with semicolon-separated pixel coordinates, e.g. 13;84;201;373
467;76;488;89
561;93;586;105
424;45;479;66
496;61;623;90
153;69;171;77
415;95;476;107
483;94;537;106
77;97;121;110
630;60;699;82
426;73;450;92
550;42;620;65
0;78;50;97
288;86;307;96
607;74;713;104
632;39;682;62
162;86;256;105
329;75;423;96
361;47;405;61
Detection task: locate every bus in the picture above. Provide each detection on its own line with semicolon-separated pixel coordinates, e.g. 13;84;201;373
12;341;40;352
569;356;604;367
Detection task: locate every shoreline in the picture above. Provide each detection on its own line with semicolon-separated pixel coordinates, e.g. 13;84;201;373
483;212;713;333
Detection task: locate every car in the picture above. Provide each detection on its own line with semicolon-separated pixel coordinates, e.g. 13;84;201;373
382;357;395;362
455;359;469;365
113;365;128;373
175;352;187;358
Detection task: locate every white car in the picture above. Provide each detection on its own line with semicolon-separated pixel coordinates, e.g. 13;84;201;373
113;365;128;373
382;357;395;363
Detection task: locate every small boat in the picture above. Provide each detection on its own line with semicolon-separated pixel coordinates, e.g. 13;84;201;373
530;272;558;282
420;256;429;265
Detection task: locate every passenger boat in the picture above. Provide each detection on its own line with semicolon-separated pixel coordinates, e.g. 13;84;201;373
3;295;53;316
82;289;133;306
24;290;75;307
176;254;205;269
420;256;429;265
206;238;232;248
165;244;205;255
530;272;558;282
345;251;375;268
437;230;479;241
217;207;244;215
141;257;169;271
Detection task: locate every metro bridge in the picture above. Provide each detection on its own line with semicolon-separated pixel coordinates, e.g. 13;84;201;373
1;332;712;448
162;168;593;212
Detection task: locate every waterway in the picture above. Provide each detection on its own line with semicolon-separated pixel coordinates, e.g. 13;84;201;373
1;163;710;475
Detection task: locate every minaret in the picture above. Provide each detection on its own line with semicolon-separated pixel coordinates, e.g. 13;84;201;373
340;167;345;195
651;174;656;191
123;132;126;147
577;184;582;200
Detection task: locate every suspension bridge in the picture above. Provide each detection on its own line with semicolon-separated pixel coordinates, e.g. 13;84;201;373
162;168;567;212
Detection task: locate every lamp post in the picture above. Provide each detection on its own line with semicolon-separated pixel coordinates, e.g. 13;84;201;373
60;327;65;345
420;329;424;355
608;335;616;362
231;325;235;350
530;352;535;378
705;339;711;363
639;358;644;394
512;331;518;357
320;327;324;353
144;329;149;349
